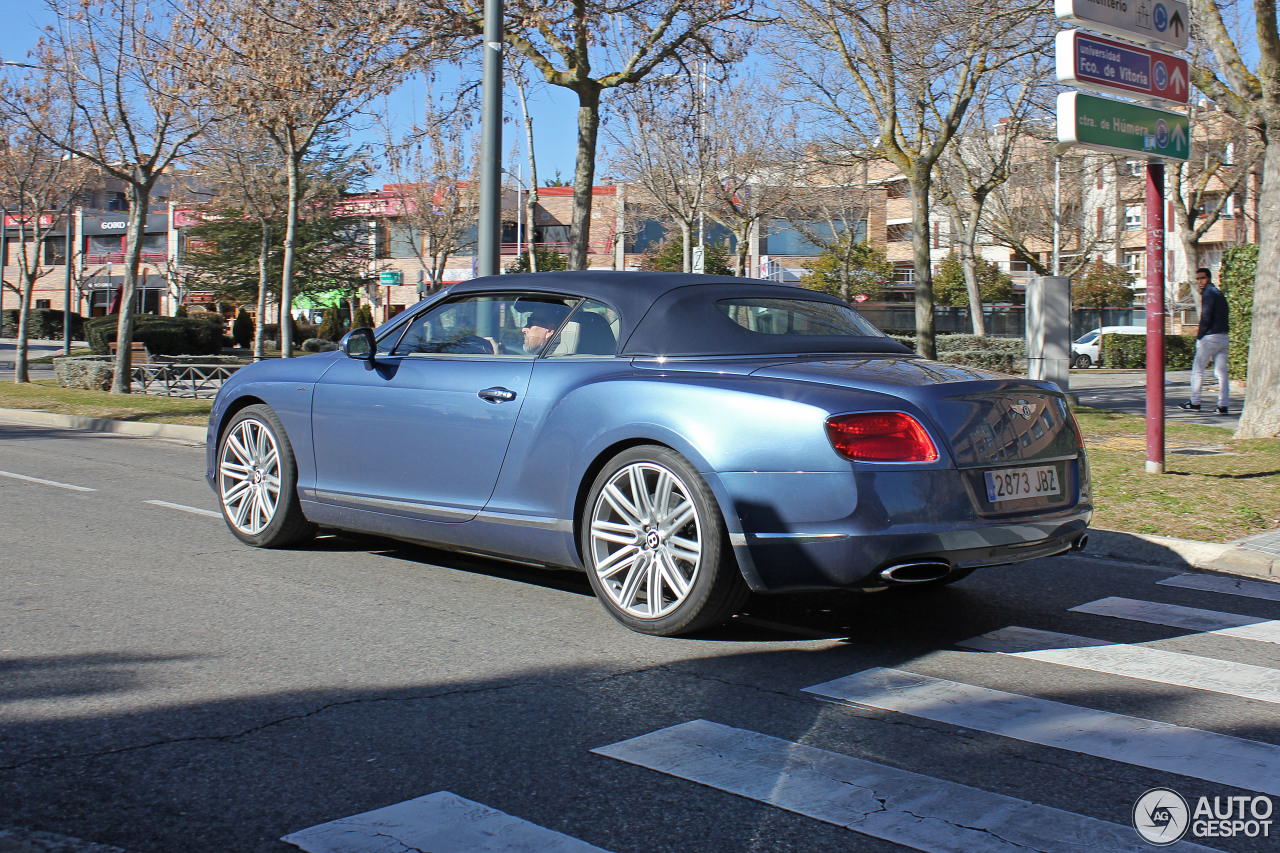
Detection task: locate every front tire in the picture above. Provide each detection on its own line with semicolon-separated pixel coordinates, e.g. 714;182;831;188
1073;354;1092;369
217;404;314;548
582;446;748;636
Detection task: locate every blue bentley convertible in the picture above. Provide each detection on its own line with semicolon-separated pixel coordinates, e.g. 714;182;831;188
207;272;1091;636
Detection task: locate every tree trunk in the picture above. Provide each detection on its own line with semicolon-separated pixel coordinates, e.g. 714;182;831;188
568;84;602;271
254;220;270;360
14;271;33;383
111;190;151;393
280;150;301;357
1179;226;1202;314
681;221;692;273
515;73;540;272
910;172;937;359
1236;135;1280;437
960;237;987;337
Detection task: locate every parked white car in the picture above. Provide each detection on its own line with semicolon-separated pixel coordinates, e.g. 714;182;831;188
1071;325;1146;368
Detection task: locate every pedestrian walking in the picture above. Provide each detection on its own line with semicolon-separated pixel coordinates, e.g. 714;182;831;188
1179;267;1231;415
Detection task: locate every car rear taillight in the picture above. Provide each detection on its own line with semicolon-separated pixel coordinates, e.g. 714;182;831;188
1067;406;1086;450
825;412;939;462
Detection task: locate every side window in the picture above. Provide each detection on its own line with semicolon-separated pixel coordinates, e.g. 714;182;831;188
380;293;577;357
548;299;620;357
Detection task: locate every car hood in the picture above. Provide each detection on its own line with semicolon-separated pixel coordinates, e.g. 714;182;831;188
748;356;1081;468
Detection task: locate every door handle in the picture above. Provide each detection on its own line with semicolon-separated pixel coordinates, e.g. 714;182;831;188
478;386;518;404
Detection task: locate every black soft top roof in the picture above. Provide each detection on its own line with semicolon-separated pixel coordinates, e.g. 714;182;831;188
446;271;911;357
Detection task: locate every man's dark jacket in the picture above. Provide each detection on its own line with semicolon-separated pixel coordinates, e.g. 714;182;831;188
1198;284;1229;338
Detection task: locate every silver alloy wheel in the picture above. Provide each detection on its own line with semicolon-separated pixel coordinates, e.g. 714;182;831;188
588;461;703;619
218;416;282;535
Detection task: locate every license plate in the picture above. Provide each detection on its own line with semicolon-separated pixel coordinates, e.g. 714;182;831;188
984;465;1060;502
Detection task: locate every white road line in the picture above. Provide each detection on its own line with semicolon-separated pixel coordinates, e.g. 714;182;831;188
281;791;612;853
0;470;95;491
1160;573;1280;604
1072;596;1280;645
804;667;1280;796
958;626;1280;705
593;719;1217;853
143;499;222;519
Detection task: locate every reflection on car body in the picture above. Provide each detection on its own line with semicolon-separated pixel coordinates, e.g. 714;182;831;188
207;272;1091;636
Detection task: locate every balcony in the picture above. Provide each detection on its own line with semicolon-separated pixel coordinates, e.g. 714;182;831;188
84;252;168;265
498;239;613;255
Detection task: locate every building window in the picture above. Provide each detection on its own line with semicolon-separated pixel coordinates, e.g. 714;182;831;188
1124;205;1143;230
764;219;863;256
1123;251;1143;275
36;299;51;309
885;223;912;243
43;238;67;265
892;262;915;285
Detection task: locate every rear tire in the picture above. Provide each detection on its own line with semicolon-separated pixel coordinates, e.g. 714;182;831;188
216;404;315;548
581;446;748;636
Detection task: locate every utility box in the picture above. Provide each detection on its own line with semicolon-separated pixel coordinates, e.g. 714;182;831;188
1026;276;1071;393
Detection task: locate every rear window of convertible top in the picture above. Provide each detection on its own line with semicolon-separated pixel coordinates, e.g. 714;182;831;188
717;297;886;338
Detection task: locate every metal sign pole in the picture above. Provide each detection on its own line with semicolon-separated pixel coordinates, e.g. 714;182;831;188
476;0;503;278
1145;160;1166;474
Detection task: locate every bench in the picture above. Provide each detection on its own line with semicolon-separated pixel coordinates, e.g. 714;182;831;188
108;341;151;364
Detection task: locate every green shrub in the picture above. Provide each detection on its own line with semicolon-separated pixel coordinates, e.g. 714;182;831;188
174;304;188;317
317;307;344;341
353;305;375;328
936;334;1026;357
1100;333;1195;368
1;308;86;341
302;337;340;352
232;309;253;348
1220;244;1256;380
937;350;1019;372
84;314;224;357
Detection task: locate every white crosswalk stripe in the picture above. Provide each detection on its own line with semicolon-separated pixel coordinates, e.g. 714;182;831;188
957;625;1280;705
282;791;612;853
593;719;1219;853
1159;573;1280;603
1072;596;1280;645
804;666;1280;796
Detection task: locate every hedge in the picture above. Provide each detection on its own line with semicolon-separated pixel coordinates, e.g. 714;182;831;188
1100;333;1196;369
1221;244;1256;380
1;309;86;341
84;314;224;356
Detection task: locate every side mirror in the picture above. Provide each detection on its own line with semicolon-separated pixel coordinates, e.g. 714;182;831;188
341;327;376;361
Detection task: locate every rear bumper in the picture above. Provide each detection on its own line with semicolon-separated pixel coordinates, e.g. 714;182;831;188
715;467;1092;593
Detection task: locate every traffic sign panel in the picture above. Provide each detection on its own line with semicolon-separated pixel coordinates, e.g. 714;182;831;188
1055;0;1188;51
1057;91;1189;160
1056;30;1188;105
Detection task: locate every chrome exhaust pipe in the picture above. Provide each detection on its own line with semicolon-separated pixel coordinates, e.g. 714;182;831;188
879;560;952;584
1072;533;1089;551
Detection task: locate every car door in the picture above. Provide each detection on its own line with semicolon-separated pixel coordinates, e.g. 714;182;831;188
310;292;577;522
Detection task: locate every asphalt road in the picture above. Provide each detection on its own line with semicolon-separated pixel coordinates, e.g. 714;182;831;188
2;423;1278;853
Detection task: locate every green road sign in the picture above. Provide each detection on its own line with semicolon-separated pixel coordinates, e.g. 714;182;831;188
1057;91;1189;161
379;270;403;286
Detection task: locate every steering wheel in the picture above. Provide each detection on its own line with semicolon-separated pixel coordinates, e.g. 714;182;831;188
445;335;496;354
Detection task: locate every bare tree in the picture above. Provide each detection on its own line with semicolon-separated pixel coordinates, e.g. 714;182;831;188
381;113;482;290
936;68;1046;335
780;0;1052;357
783;170;880;300
1191;0;1280;437
3;0;216;392
980;129;1100;279
187;126;290;360
510;59;541;271
187;0;419;356
1167;105;1262;309
442;0;760;270
608;75;719;273
0;76;87;382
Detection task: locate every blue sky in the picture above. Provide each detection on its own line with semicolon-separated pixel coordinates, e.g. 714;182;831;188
0;3;584;188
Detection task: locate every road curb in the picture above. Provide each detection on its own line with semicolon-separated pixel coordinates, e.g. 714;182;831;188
0;407;206;444
1086;527;1280;581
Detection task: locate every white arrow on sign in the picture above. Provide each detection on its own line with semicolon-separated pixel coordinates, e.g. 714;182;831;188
1170;66;1186;96
1172;123;1188;154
